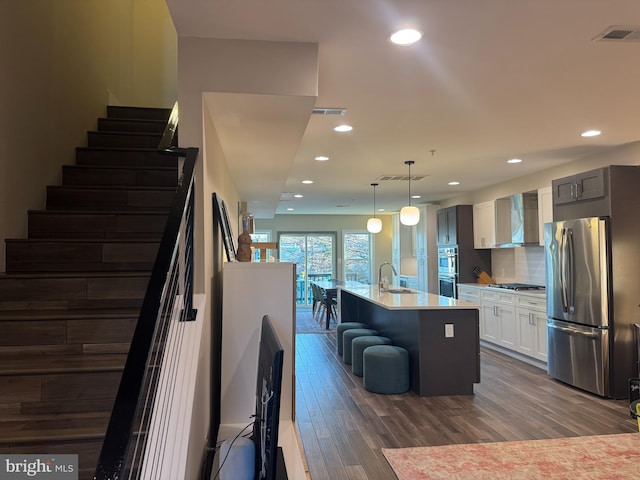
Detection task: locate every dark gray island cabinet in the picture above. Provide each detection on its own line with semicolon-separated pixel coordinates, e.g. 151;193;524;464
339;285;480;396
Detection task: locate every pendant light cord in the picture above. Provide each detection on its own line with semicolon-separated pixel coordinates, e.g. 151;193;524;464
405;160;414;206
371;183;378;218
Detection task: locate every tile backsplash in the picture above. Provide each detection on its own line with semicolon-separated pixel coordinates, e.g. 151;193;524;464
491;246;545;286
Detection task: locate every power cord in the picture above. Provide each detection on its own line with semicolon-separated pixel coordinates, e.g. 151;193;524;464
211;421;254;480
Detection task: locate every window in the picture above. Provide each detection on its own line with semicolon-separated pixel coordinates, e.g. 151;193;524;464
343;231;372;284
250;230;271;262
279;233;336;306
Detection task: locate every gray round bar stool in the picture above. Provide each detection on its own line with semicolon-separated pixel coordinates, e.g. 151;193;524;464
363;345;409;394
351;336;392;376
342;328;378;365
336;322;367;355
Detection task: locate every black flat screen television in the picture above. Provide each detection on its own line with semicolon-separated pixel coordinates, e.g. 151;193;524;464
252;315;286;480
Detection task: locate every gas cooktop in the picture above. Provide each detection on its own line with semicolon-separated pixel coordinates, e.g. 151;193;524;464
486;283;545;291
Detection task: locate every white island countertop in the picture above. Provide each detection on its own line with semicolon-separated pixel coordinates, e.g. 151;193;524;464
340;284;480;310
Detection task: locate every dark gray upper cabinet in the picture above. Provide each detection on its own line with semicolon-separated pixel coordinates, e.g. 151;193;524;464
436;206;457;245
435;205;492;282
552;168;607;206
552;165;640;221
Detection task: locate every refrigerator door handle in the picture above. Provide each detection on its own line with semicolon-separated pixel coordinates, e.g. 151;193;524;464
566;228;575;313
552;325;599;338
560;228;569;312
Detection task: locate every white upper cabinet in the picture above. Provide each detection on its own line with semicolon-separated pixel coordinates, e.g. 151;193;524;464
537;186;553;246
473;201;496;249
415;205;439;294
391;213;400;259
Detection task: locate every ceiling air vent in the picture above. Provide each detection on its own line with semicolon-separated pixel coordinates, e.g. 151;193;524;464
376;174;428;182
312;107;347;116
593;25;640;42
280;192;296;201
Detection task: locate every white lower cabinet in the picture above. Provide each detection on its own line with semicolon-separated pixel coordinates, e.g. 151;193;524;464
481;303;500;343
481;289;516;349
459;284;547;363
457;285;483;337
515;295;547;362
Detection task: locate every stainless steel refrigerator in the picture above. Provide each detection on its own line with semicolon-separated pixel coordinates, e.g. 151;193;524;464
545;217;613;397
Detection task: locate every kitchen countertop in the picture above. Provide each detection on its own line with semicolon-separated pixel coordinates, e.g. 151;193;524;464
340;284;479;310
458;283;546;297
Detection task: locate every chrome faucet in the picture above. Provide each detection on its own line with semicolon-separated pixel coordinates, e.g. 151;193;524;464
378;262;397;290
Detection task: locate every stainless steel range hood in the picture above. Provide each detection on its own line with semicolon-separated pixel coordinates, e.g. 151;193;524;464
495;191;539;247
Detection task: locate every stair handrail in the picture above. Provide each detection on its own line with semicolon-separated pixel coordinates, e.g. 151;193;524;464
94;144;199;479
158;101;179;151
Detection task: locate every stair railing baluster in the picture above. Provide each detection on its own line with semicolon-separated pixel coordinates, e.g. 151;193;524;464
94;140;199;479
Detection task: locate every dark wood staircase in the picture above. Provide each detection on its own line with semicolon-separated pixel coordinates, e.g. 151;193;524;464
0;106;176;479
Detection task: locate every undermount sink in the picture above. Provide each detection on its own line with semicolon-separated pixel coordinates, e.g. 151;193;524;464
384;288;414;294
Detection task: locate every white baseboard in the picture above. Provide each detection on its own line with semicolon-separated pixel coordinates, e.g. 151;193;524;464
480;340;547;371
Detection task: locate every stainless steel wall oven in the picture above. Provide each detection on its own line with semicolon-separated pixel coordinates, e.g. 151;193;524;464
437;247;458;298
437;247;457;277
438;275;457;298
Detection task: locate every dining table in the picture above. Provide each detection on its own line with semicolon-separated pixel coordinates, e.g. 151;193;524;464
312;280;365;329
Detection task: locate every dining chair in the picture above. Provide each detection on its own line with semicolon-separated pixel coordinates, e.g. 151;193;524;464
320;287;337;324
311;283;336;325
311;283;322;316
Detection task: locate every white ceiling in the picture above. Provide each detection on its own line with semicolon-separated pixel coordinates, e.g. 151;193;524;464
168;0;640;217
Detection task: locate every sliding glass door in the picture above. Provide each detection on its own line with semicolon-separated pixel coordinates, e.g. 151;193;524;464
279;233;336;306
343;231;372;285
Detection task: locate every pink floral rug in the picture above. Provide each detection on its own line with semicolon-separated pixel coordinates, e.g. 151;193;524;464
383;433;639;479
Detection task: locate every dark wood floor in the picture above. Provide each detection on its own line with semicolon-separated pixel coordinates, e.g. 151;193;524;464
295;332;637;480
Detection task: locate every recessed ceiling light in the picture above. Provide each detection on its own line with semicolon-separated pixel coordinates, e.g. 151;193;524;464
412;195;421;199
302;180;314;184
314;155;330;161
287;208;294;211
390;29;423;46
378;208;385;212
448;181;460;186
581;130;601;137
507;158;523;164
294;194;303;198
333;124;353;132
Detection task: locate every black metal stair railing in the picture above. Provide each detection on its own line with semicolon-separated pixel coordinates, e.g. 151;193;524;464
94;140;199;479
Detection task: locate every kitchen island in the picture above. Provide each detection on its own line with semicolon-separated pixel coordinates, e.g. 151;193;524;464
339;285;480;396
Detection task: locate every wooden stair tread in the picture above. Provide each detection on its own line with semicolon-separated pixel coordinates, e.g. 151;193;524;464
47;184;175;191
6;238;160;244
0;308;139;321
98;116;166;124
0;411;111;443
76;145;172;153
106;105;171;120
63;164;176;172
87;130;162;136
0;271;150;279
28;208;168;215
0;353;127;375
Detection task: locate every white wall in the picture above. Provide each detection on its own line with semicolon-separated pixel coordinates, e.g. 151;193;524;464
0;0;177;272
441;141;640;207
175;36;319;478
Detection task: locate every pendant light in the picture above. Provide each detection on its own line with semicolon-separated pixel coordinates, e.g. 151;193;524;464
400;160;420;226
367;183;382;233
